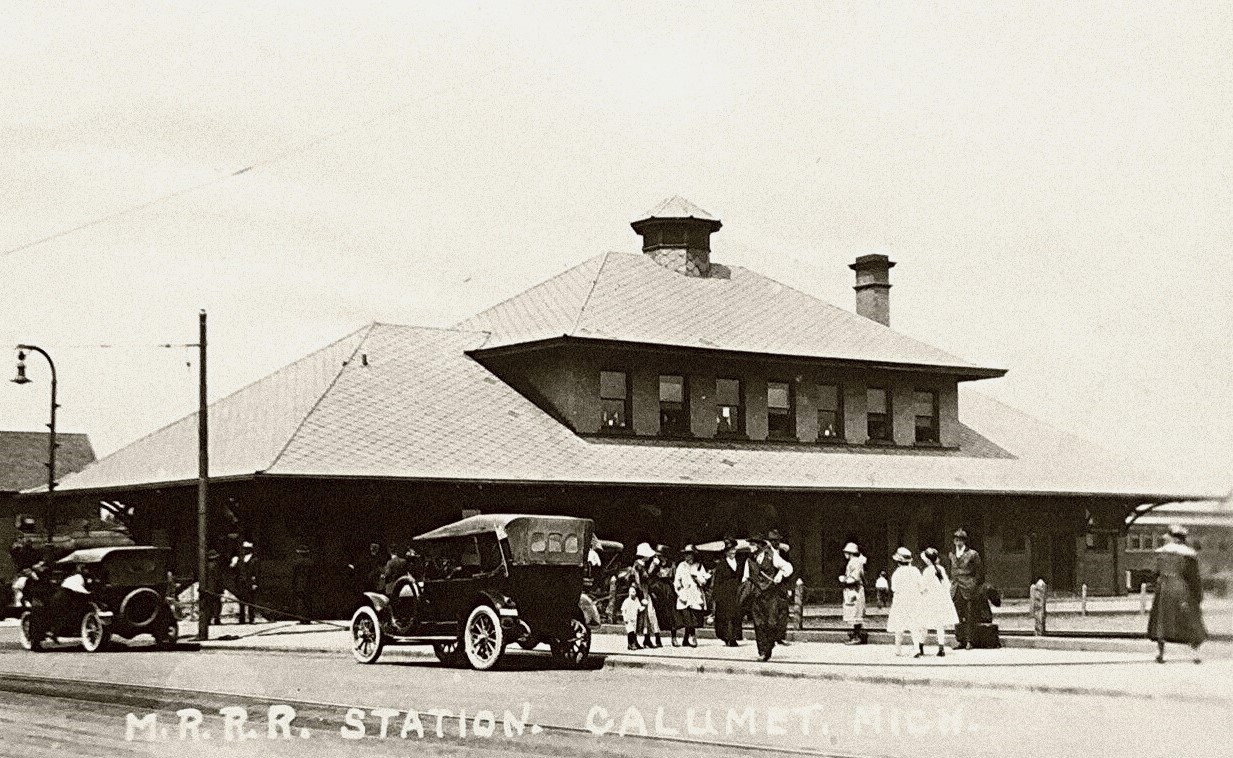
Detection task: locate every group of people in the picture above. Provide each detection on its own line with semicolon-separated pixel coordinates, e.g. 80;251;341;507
880;529;988;655
202;537;265;625
619;530;797;661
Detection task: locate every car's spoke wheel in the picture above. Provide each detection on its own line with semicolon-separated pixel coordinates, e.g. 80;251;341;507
19;611;42;652
551;618;592;668
433;639;462;666
81;608;110;653
350;606;384;664
463;605;504;671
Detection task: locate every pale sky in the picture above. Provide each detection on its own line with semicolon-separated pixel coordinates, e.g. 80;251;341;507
2;1;1230;494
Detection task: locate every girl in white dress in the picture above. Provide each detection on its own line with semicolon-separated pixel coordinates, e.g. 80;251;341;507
919;547;960;657
886;547;925;657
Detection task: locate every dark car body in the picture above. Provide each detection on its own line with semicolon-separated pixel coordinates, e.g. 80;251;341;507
349;514;594;670
17;546;178;652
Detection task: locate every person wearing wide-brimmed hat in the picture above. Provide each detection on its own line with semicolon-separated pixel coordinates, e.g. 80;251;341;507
650;544;681;646
947;529;984;649
767;529;793;645
886;547;926;657
712;537;746;646
839;542;868;644
744;533;794;661
1148;525;1207;663
231;540;260;624
674;546;711;647
632;542;662;648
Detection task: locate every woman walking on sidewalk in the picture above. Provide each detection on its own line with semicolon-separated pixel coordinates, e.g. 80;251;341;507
918;547;959;656
839;542;868;645
650;546;680;646
632;543;662;648
886;547;925;657
1148;524;1207;664
673;546;710;647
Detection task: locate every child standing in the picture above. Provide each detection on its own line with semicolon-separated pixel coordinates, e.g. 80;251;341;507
919;547;960;656
621;585;646;650
887;547;925;657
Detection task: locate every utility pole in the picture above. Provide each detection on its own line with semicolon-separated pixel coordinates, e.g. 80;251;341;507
195;310;209;641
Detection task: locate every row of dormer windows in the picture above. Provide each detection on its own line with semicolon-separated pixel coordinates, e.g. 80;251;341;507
598;370;941;444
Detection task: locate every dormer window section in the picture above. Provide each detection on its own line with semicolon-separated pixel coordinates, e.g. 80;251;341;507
914;390;939;444
715;378;743;436
867;387;892;443
659;375;689;436
817;383;843;441
600;371;630;431
767;381;794;439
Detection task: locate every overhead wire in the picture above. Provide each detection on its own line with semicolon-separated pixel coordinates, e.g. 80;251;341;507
1;66;503;260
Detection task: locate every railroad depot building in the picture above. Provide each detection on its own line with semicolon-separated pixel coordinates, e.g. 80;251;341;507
39;198;1214;616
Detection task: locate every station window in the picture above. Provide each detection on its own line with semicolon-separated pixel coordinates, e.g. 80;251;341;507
659;374;689;436
817;383;843;441
767;381;794;439
715;378;743;436
600;371;630;431
867;387;892;442
914;390;939;443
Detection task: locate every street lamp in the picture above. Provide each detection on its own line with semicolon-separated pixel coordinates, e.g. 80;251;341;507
11;345;59;544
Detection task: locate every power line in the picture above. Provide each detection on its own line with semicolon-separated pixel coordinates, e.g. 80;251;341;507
2;68;501;260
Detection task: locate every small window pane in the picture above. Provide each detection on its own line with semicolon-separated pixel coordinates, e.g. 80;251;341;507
530;532;547;553
913;391;936;417
547;533;563;553
818;410;840;438
600;371;627;400
602;399;627;429
659;375;684;403
818;384;839;411
564;534;580;553
716;378;741;406
867;388;887;414
768;382;790;410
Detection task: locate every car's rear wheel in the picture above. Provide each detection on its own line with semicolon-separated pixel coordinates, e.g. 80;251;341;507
81;607;110;653
433;639;463;666
551;618;592;668
19;611;42;652
350;606;384;664
463;605;504;671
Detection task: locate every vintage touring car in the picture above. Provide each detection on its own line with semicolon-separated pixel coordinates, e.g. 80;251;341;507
349;514;594;670
17;546;179;652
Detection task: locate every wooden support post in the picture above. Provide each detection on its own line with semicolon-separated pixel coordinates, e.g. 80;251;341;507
1139;582;1148;614
792;578;805;630
1030;579;1048;636
1080;583;1088;615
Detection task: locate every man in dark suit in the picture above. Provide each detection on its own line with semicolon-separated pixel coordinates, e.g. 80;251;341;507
948;529;985;649
233;540;260;624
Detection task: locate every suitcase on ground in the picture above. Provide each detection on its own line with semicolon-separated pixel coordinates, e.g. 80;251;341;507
972;622;1001;649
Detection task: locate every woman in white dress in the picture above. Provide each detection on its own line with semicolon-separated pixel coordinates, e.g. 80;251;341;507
886;547;925;657
673;546;711;647
919;547;960;657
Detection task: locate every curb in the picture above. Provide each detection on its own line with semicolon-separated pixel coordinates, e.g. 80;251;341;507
599;654;1226;705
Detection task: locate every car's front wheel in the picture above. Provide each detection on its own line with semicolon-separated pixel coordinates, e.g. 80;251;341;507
81;607;110;653
19;611;42;652
350;606;384;664
551;617;592;668
463;605;504;671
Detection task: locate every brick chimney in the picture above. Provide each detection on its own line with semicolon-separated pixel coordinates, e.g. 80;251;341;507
850;253;895;327
631;196;722;277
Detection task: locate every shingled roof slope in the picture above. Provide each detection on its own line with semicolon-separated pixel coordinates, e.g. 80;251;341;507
55;323;1207;500
458;252;998;374
0;431;95;491
51;326;370;492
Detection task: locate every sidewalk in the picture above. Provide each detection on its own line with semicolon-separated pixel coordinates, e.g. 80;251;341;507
181;620;1233;704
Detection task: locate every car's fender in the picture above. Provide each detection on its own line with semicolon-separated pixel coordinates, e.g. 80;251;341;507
474;590;518;618
361;592;390;613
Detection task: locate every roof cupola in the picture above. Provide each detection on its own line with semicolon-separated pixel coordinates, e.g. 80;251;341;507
630;196;722;277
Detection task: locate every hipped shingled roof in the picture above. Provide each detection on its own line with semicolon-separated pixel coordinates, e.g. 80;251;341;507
53;321;1209;501
456;252;1001;376
1;431;96;492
